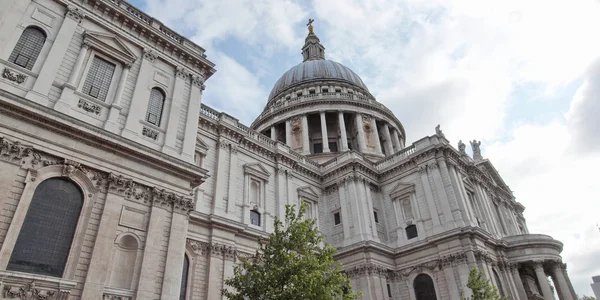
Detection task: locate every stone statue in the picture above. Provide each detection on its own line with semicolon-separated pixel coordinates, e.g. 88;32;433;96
307;18;314;33
435;124;445;138
458;140;466;155
470;140;482;160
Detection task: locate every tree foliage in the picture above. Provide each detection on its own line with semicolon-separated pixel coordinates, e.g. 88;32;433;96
580;296;597;300
462;268;506;300
222;203;361;300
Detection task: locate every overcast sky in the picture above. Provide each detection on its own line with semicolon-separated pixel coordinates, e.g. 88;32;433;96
132;0;600;296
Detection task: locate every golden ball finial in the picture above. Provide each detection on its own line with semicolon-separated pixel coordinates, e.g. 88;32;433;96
307;18;314;33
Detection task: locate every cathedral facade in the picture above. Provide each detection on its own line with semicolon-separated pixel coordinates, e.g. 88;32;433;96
0;1;576;300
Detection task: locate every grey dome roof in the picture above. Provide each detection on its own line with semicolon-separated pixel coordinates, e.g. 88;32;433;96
268;60;369;100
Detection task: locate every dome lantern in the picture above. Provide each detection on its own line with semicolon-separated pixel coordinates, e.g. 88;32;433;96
302;19;325;62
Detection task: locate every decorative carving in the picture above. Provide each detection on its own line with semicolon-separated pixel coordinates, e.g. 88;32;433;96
458;140;466;155
2;68;27;84
66;5;85;22
230;145;238;154
176;66;190;80
143;48;158;62
142;127;158;140
427;163;438;170
192;75;206;90
2;282;56;299
152;186;194;212
102;294;131;300
435;124;445;138
345;263;389;278
187;239;238;261
0;136;33;162
77;99;102;115
470;140;482;160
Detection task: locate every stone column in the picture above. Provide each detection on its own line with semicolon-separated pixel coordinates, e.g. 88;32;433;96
160;210;189;300
534;261;554;300
136;204;169;300
355;114;367;152
67;42;89;86
419;165;442;233
162;67;189;156
226;145;238;215
363;183;379;241
80;190;124;300
27;5;84;106
443;265;461;300
391;128;402;152
430;162;455;228
553;263;574;300
122;49;158;141
181;75;205;162
561;264;578;300
437;159;463;227
370;117;383;155
301;114;310;155
338;111;348;151
206;245;224;298
211;140;230;217
382;123;394;156
337;180;351;245
320;111;330;152
285;119;292;147
271;125;277;141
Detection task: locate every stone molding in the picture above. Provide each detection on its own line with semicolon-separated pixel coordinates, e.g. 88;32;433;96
192;75;206;90
2;282;70;300
66;5;85;22
142;48;159;62
176;66;190;80
0;135;194;213
2;68;27;84
187;239;247;262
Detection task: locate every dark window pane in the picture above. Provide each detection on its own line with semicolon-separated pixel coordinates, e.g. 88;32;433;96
329;142;338;152
374;211;379;223
8;178;83;277
313;143;323;154
82;56;115;102
414;274;437;300
9;27;46;70
387;284;392;297
180;255;189;300
250;210;261;226
334;212;341;225
146;88;165;126
406;225;418;240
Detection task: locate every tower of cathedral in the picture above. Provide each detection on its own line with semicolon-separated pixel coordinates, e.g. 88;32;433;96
0;1;575;299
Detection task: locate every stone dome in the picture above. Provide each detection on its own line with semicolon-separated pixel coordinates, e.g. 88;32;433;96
268;60;369;100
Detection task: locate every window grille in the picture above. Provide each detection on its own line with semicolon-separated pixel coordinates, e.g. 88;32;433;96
146;88;165;126
250;210;261;226
82;56;115;102
8;178;83;277
9;27;46;70
406;224;418;239
180;255;189;300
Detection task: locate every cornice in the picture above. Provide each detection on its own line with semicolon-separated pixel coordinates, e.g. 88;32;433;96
0;89;208;189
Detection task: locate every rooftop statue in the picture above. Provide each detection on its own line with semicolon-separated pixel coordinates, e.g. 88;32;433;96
470;139;482;160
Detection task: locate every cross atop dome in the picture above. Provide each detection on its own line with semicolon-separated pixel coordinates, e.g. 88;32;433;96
302;19;325;62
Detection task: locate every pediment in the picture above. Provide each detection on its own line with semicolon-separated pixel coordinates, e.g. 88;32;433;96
389;181;415;199
476;159;510;192
83;31;137;65
195;136;209;154
243;162;270;181
297;186;319;201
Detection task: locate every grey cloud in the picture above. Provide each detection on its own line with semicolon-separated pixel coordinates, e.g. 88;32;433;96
567;58;600;155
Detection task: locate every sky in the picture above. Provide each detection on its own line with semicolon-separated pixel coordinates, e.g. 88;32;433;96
132;0;600;296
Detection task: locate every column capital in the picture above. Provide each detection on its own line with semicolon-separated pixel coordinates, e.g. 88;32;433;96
66;5;86;22
532;259;545;269
192;75;206;90
143;48;159;62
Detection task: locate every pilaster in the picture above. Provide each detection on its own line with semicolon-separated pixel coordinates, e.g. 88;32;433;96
181;75;205;162
211;139;230;217
337;180;351;245
135;204;169;299
442;265;461;300
80;190;124;300
226;144;238;216
122;49;158;142
160;211;189;300
438;159;464;227
363;181;380;242
338;111;348;151
419;165;442;233
27;5;84;107
162;66;189;156
104;65;130;133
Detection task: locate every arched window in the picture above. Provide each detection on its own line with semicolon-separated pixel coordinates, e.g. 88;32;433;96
9;27;46;70
493;270;505;297
8;178;83;277
250;210;261;226
414;274;437;300
146;88;165;126
180;254;189;300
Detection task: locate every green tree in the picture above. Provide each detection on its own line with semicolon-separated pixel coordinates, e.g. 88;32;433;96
461;268;506;300
580;296;597;300
222;203;361;300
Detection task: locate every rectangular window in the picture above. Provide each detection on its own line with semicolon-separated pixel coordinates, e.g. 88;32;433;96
387;284;392;298
250;210;261;226
82;56;115;102
406;225;418;239
309;89;316;95
334;212;341;225
313;142;323;154
335;88;342;93
348;142;353;150
329;142;338;152
374;211;379;223
322;88;329;93
296;92;302;97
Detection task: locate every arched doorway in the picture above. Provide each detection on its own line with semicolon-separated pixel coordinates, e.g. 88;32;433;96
414;273;437;300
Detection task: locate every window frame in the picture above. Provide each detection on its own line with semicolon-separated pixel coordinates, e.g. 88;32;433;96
145;87;166;126
333;211;341;226
0;166;98;280
77;51;121;104
8;26;47;71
